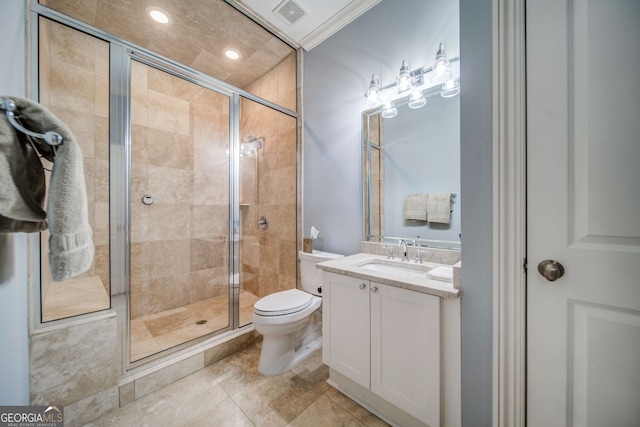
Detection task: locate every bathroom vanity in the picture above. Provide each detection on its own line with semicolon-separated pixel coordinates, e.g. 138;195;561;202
317;249;461;427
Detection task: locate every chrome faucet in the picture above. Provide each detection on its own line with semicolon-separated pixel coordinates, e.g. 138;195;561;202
415;249;423;264
398;239;408;262
387;245;394;260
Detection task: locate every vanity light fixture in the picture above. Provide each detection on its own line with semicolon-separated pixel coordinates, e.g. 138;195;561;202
146;6;172;24
431;43;452;84
396;60;413;94
366;74;382;108
364;42;459;117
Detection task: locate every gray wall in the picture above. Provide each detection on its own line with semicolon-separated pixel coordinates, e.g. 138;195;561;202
0;0;30;405
459;0;494;425
303;0;459;256
304;0;493;426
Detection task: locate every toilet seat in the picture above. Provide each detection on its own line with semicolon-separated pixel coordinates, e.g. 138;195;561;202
254;289;313;316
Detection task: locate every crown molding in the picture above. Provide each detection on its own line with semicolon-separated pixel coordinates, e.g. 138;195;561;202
298;0;381;51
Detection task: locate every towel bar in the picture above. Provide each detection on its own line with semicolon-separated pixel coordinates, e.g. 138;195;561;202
1;98;63;146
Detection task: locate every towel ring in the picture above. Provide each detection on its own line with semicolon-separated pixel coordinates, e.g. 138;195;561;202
1;99;63;146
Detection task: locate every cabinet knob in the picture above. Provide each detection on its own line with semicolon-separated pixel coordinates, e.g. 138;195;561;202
371;286;378;293
359;283;366;290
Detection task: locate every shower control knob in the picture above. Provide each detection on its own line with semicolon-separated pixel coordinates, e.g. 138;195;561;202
142;195;154;205
258;215;269;230
537;259;565;282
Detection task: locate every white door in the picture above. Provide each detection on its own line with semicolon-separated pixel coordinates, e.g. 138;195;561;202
527;0;640;425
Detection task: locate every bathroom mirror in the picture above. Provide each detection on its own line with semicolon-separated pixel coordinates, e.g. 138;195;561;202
363;93;460;249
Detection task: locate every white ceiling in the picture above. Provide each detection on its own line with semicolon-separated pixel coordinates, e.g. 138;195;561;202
227;0;381;50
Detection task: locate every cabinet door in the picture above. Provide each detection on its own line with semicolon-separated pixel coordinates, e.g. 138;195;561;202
371;282;441;426
322;272;370;388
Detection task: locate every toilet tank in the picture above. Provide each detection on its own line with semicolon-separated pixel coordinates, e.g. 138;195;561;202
299;250;343;296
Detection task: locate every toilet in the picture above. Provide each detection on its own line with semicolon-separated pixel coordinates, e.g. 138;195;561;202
252;250;343;375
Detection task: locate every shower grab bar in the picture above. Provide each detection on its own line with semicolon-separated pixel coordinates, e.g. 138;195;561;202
1;98;64;146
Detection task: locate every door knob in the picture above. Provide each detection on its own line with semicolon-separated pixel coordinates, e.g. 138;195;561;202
359;283;366;290
537;259;565;282
371;286;378;293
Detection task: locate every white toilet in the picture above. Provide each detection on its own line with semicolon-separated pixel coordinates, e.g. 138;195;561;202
252;250;343;375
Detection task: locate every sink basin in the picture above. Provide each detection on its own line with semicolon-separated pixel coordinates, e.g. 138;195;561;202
355;259;431;278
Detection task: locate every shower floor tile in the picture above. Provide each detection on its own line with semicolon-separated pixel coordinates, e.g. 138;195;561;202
131;290;260;362
84;345;391;427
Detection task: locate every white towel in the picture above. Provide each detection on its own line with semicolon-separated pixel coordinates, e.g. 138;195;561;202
426;192;452;224
1;96;94;281
428;266;453;282
404;194;427;221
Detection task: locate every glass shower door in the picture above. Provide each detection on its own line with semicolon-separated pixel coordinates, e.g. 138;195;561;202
238;97;298;327
129;60;231;362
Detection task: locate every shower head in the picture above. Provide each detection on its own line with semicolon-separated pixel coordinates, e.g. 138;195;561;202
240;135;265;158
246;135;264;149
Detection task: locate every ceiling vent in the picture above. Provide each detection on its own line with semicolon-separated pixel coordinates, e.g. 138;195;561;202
273;0;307;26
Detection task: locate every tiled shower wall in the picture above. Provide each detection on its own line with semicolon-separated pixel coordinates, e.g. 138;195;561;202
240;54;298;298
129;61;231;319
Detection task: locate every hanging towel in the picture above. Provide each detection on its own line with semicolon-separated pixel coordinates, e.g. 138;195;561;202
426;192;452;224
403;194;427;221
0;102;48;232
0;96;93;281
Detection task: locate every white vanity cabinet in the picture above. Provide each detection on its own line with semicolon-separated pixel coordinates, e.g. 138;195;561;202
322;271;442;427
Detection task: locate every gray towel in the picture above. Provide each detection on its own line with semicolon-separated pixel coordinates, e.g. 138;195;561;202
0;96;93;281
426;192;452;224
404;194;428;221
0;103;48;232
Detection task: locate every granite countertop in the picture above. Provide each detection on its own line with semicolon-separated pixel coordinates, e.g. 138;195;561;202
317;253;461;299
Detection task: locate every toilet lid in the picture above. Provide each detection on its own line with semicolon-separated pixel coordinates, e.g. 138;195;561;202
254;289;313;316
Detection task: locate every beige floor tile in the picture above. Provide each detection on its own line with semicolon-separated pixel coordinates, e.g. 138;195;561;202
135;368;228;426
324;387;391;427
82;400;142;427
287;394;365;427
189;397;254;427
81;346;386;427
130;290;256;361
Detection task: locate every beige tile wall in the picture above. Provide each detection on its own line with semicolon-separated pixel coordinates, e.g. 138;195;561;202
130;61;231;319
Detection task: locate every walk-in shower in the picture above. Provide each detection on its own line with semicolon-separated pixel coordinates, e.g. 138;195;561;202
34;0;300;371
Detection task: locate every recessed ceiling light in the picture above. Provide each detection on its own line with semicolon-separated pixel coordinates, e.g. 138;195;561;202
224;49;240;60
146;6;171;24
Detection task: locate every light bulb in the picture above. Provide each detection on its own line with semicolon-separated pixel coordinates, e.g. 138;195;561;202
366;74;382;108
397;60;412;93
408;89;427;109
381;102;398;119
440;78;460;98
431;43;452;84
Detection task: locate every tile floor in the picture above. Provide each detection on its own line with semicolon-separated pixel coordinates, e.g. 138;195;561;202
84;344;390;427
131;291;261;361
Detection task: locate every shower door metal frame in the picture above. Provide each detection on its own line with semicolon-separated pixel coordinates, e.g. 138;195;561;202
29;1;300;375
